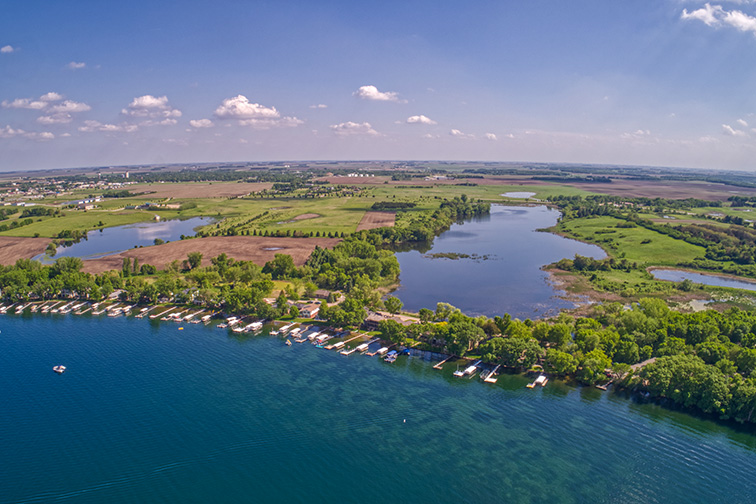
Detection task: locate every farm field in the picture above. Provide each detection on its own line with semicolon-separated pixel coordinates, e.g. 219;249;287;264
0;236;51;265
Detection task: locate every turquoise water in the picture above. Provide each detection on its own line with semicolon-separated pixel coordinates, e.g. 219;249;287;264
2;314;756;503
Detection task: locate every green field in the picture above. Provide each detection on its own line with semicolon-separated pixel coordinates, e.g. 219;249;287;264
556;215;706;266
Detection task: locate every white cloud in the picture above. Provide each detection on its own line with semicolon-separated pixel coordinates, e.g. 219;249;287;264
213;95;302;128
214;95;280;119
681;3;723;26
1;98;48;110
122;95;181;122
737;118;749;127
190;118;214;128
450;128;474;138
353;85;405;103
406;114;437;125
722;123;747;136
36;100;91;125
49;100;91;113
39;92;64;102
0;125;54;140
1;45;15;54
485;133;497;141
681;3;756;34
330;121;380;136
79;120;138;133
309;104;328;109
67;61;86;70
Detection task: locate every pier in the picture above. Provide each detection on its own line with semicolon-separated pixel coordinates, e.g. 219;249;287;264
433;354;453;370
483;365;500;383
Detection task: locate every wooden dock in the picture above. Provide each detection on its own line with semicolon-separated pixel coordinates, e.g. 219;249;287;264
325;332;364;350
433;355;453;370
483;364;500;383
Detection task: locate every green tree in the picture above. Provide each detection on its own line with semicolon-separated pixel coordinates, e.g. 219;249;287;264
384;296;403;314
187;251;203;270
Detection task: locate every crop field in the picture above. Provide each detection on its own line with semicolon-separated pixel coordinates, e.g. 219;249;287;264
356;211;396;231
0;237;51;265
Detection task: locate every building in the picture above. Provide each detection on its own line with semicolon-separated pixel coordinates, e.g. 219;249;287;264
299;303;320;318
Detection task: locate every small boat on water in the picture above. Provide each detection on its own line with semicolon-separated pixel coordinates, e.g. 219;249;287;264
53;365;66;374
527;374;548;388
285;339;292;346
384;350;398;363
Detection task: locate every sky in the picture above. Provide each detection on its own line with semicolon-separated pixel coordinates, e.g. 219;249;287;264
2;0;756;172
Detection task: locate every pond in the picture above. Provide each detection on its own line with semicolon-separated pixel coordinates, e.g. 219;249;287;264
392;205;606;319
651;269;756;292
38;217;213;262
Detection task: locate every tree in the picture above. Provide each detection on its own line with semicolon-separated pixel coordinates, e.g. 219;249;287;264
418;308;434;323
379;319;407;344
263;253;296;279
187;252;203;270
545;349;578;376
384;296;403;314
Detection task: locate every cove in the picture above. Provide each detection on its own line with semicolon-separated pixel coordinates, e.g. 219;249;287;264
651;268;756;292
37;217;213;263
2;314;756;503
392;205;605;319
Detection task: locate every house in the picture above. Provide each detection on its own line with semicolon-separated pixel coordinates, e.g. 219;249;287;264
299;303;320;318
362;311;417;331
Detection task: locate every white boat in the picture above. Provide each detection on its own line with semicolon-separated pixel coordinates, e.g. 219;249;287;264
527;374;548;388
53;365;66;374
355;343;369;353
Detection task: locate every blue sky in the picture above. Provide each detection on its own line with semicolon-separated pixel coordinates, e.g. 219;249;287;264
2;0;756;171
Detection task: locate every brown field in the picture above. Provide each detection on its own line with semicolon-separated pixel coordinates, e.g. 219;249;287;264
0;237;51;265
79;236;341;274
356;211;395;231
128;182;273;199
568;179;756;201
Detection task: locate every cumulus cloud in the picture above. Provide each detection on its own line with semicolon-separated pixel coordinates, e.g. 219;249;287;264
485;133;497;141
722;123;747;136
214;95;302;128
39;92;63;102
0;125;54;140
353;85;405;103
1;97;48;110
330;121;380;136
737;118;749;127
214;95;280;119
682;3;756;34
1;45;15;53
79;120;138;133
122;95;181;123
309;104;328;109
450;128;474;138
406;114;437;125
67;61;86;70
189;119;214;128
37;100;91;124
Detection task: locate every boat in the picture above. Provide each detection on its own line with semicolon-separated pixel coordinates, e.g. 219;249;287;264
53;365;66;374
527;374;548;388
285;339;292;346
384;350;398;363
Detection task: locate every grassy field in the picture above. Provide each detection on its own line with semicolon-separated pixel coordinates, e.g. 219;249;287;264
556;215;706;266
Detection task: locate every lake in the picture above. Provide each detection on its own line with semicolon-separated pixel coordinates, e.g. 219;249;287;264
392;205;606;319
1;314;755;503
651;269;756;292
37;217;213;262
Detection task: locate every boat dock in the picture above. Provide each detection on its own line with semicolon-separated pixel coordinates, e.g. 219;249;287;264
453;360;481;378
527;374;548;388
326;332;363;350
433;355;453;370
483;364;500;383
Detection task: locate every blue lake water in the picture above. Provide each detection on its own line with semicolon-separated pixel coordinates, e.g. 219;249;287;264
393;205;606;319
1;314;756;503
38;217;212;262
651;269;756;292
